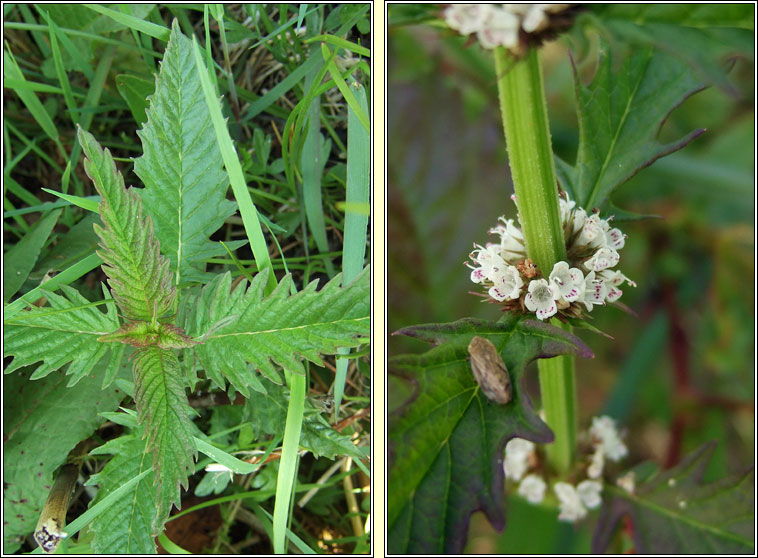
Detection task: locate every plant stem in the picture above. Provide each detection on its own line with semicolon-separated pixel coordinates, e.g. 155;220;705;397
495;46;576;473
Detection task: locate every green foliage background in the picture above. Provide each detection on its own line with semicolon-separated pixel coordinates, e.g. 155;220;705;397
388;4;753;553
4;4;370;555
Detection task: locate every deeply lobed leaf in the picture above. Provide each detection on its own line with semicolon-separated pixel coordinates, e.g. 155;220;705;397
3;284;122;385
78;126;176;323
556;42;705;212
132;347;197;529
388;314;593;554
184;267;370;395
134;20;236;289
594;442;755;554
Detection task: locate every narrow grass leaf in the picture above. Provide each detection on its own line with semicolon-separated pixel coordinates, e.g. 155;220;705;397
320;43;370;133
3;253;102;320
83;4;170;41
3;209;62;302
190;36;277;294
335;81;370;413
273;372;306;554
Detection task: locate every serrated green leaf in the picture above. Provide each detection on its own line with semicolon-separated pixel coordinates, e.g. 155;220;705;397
585;5;754;95
134;21;236;289
77;126;176;323
4;284;121;385
2;363;128;553
3;209;62;302
184;267;370;395
388;314;593;554
86;431;159;553
132;347;197;529
594;442;755;554
246;385;365;460
557;42;705;212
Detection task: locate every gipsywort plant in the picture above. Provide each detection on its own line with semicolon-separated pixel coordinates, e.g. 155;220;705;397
388;4;753;555
4;18;369;554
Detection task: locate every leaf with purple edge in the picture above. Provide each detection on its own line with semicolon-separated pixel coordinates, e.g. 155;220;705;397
388;313;593;554
593;441;754;554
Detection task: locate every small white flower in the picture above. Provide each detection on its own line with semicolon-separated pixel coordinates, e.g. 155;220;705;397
558;196;576;224
524;278;560;320
584;247;620;272
504;438;535;482
468;244;507;284
576;480;603;509
444;4;490;35
587;445;605;479
577;271;607;311
477;6;520;49
554;482;587;522
590;415;628;462
549;261;584;302
488;265;524;301
576;214;607;249
490;217;526;261
605;227;626;250
518;474;547;504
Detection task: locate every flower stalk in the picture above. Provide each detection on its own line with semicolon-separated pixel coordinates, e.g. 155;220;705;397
495;46;576;472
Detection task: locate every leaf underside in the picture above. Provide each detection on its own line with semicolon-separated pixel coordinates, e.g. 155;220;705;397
594;441;755;554
184;266;370;395
3;284;122;385
556;41;705;213
78;126;176;323
388;314;594;554
134;20;236;289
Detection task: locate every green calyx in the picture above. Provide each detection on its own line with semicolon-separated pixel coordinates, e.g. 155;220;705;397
98;321;198;350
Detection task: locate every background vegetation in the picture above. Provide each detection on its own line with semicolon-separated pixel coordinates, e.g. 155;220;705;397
388;4;753;552
4;4;370;554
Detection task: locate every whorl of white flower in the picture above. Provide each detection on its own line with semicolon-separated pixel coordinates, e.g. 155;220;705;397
524;278;560;320
554;482;587;522
489;265;524;301
518;474;547;504
443;4;571;51
549;261;584;302
587;445;605;479
504;438;535;482
576;479;603;509
590;415;628;462
467;193;634;320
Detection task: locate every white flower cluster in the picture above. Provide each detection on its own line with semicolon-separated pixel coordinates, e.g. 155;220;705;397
504;415;629;523
444;4;570;50
467;194;636;321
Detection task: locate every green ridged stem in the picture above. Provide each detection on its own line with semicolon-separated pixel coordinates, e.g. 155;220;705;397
495;46;576;473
